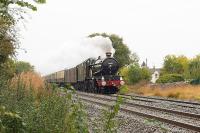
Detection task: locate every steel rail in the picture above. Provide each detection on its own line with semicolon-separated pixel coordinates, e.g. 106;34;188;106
78;92;200;132
121;94;200;106
78;92;200;119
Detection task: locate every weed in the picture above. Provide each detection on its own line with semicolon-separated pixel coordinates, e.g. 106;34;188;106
92;96;123;133
144;118;168;133
119;85;128;94
0;72;123;132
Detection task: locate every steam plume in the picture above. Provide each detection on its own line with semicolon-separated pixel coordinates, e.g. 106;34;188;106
44;36;115;75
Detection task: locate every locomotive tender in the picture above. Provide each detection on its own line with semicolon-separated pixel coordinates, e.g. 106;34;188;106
44;52;125;94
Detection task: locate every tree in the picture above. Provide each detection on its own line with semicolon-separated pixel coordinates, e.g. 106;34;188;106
15;61;34;74
121;64;151;84
162;55;189;76
141;67;151;81
0;59;15;79
189;55;200;80
0;0;46;64
89;33;138;67
0;0;45;80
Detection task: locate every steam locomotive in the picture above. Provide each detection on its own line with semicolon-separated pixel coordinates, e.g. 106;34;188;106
44;52;124;94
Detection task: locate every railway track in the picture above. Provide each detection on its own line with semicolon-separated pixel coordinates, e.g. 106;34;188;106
116;94;200;109
77;91;200;132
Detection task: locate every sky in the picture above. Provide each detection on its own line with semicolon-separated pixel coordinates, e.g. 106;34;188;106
17;0;200;75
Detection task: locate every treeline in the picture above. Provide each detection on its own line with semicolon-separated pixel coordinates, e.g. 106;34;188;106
158;54;200;84
0;60;34;79
120;54;200;85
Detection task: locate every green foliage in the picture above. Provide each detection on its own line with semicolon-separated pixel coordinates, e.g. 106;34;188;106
119;67;129;82
103;96;122;133
189;55;200;80
0;0;45;66
92;96;123;133
127;65;141;84
141;67;151;81
15;61;34;74
0;79;89;133
0;0;46;12
190;79;200;85
89;33;139;68
119;85;128;94
125;65;151;84
65;97;88;133
162;55;189;76
0;106;26;133
0;16;16;64
156;74;184;83
0;59;15;80
0;59;122;133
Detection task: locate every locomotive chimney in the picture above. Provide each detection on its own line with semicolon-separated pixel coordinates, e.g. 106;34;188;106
106;52;112;58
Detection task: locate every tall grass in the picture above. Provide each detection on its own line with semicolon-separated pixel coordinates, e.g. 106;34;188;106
0;72;122;132
0;72;89;132
128;82;200;100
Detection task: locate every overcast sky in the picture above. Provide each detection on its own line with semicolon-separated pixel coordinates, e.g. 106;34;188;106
17;0;200;75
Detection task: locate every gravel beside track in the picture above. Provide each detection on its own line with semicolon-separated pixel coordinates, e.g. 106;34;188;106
113;94;200;114
77;91;200;132
83;99;197;133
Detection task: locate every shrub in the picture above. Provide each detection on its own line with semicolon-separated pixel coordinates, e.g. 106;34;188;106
190;79;200;85
156;74;184;83
127;65;151;84
189;55;200;80
92;96;123;133
0;106;26;133
119;85;128;94
119;66;129;82
0;75;89;132
0;72;123;132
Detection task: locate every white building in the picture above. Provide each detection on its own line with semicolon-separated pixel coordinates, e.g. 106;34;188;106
150;68;161;83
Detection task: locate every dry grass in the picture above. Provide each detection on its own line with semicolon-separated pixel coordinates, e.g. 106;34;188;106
127;82;200;101
10;72;46;96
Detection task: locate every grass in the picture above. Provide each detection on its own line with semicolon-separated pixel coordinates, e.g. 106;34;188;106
1;72;89;132
127;82;200;101
0;72;122;132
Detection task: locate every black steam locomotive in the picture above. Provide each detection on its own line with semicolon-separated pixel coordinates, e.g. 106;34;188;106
44;52;124;94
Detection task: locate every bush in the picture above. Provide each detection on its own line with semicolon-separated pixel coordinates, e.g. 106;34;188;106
189;55;200;80
0;75;89;132
0;73;122;132
0;106;26;133
119;67;129;82
119;85;128;94
156;74;184;83
190;79;200;85
127;65;151;84
92;96;123;133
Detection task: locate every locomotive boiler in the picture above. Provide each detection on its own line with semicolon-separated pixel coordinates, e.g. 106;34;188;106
44;52;124;94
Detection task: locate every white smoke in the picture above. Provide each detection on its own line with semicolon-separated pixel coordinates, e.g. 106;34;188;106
81;36;115;58
43;36;115;75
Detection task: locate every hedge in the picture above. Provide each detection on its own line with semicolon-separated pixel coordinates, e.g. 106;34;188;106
156;74;184;83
